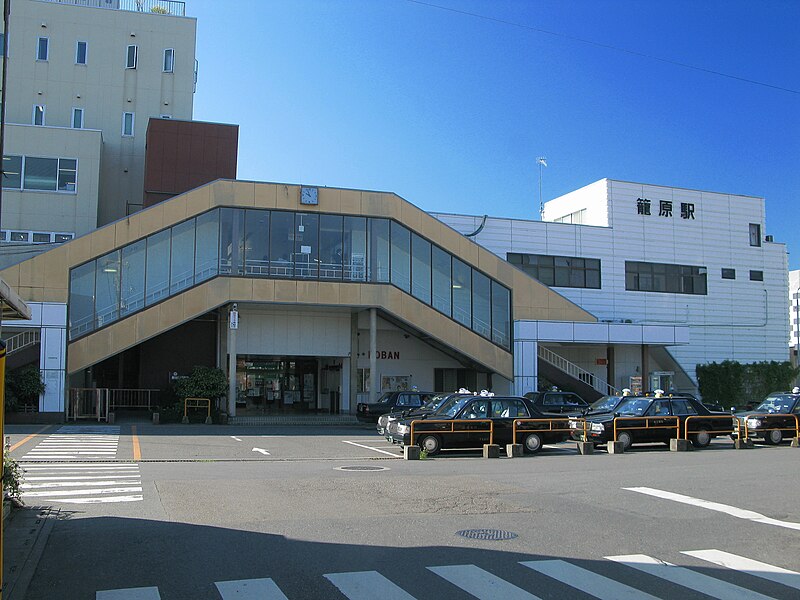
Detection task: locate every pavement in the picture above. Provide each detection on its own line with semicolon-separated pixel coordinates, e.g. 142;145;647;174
2;504;58;600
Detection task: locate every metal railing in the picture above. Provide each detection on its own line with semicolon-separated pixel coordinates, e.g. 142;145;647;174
612;416;680;442
5;330;41;354
108;388;159;410
512;418;572;442
40;0;186;17
68;388;110;422
410;419;494;446
683;415;738;442
741;413;800;441
538;345;621;396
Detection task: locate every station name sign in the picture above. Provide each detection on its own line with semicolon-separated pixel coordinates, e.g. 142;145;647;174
636;198;695;220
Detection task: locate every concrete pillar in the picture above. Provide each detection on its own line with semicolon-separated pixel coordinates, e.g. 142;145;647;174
369;308;377;404
641;344;650;390
227;305;238;417
513;338;538;396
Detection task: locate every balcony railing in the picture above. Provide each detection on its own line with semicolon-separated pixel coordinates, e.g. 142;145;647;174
40;0;186;17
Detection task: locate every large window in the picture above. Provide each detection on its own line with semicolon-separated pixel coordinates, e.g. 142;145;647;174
2;155;77;192
625;261;707;295
69;208;513;350
508;253;601;289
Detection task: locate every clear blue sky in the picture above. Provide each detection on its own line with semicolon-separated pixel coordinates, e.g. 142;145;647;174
190;0;800;269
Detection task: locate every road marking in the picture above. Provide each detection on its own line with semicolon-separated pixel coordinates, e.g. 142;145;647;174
682;550;800;591
69;495;143;504
26;475;140;481
428;564;542;600
624;486;800;531
22;480;142;489
605;554;775;600
520;560;660;599
252;447;270;455
132;425;141;461
342;440;400;457
8;425;53;452
215;577;289;599
231;436;242;442
96;586;160;599
22;486;143;497
324;571;416;600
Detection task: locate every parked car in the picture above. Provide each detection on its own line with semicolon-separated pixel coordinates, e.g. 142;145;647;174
377;391;471;436
388;394;570;455
570;395;733;450
581;394;627;416
732;390;800;444
524;390;589;415
357;391;434;424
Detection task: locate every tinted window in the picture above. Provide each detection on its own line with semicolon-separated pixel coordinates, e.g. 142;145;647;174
461;400;489;419
649;400;671;416
491;398;529;418
671;400;697;416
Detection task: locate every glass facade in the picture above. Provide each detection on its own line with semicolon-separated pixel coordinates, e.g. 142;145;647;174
69;208;512;350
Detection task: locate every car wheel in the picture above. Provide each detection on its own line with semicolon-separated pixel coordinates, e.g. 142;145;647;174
616;431;633;451
691;429;711;448
764;429;783;445
419;434;441;456
523;433;543;454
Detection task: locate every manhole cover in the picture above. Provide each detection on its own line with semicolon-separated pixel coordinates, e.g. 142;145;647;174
335;465;390;472
456;529;518;541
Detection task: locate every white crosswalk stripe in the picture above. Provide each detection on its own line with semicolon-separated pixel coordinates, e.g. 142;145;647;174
96;549;800;599
18;426;140;503
606;554;776;600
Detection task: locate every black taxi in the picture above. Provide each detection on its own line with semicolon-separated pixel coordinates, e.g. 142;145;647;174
356;390;434;424
387;394;569;455
733;389;800;444
377;391;471;436
570;394;734;450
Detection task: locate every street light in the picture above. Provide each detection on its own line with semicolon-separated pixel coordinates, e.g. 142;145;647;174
537;157;547;219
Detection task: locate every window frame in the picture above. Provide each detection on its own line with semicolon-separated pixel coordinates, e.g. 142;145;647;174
721;268;735;280
71;107;84;129
32;104;45;126
125;44;138;69
749;223;762;247
749;270;764;282
36;36;49;61
163;48;174;73
122;112;135;137
75;40;88;65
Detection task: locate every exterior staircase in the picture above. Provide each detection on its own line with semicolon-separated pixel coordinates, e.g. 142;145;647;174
537;345;620;401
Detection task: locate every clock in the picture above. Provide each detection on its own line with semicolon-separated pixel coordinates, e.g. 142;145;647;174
300;186;318;205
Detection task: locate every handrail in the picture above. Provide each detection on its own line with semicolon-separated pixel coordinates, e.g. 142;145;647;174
741;413;800;441
538;346;621;396
38;0;186;17
5;330;41;354
512;418;572;442
612;416;680;442
410;419;494;446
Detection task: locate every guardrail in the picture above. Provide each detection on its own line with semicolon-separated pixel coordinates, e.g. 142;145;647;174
5;330;41;354
410;419;493;446
183;397;211;423
612;416;680;442
68;388;110;422
108;388;159;410
741;413;800;441
683;415;738;443
512;418;572;443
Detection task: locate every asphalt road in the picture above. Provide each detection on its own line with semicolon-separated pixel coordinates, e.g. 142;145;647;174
6;422;800;599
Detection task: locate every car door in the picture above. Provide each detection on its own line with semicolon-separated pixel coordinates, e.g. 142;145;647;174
489;398;530;445
455;398;491;448
671;399;698;437
644;399;675;442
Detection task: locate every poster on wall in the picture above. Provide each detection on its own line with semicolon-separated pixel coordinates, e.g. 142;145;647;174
629;376;643;395
381;375;411;391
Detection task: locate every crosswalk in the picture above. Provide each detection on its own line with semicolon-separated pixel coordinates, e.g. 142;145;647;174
18;426;143;504
96;548;800;599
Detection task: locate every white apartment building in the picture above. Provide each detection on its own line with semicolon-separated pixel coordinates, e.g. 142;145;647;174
434;179;790;395
0;0;196;265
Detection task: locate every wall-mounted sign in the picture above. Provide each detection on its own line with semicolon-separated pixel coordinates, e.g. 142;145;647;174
368;350;400;360
637;198;695;220
595;358;608;365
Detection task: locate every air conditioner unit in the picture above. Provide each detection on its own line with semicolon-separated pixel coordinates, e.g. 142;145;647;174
765;235;774;242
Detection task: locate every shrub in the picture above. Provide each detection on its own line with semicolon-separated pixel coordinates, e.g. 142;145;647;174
697;360;799;407
5;366;46;411
3;441;24;504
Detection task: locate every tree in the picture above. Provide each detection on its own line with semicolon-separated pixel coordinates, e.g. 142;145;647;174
173;366;227;401
5;366;46;411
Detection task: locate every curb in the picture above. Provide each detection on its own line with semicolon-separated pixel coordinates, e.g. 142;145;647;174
3;505;59;600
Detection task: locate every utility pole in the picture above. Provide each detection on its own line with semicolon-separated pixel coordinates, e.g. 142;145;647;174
537;157;547;219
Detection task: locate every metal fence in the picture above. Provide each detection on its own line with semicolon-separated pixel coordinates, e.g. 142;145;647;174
40;0;185;17
68;388;110;422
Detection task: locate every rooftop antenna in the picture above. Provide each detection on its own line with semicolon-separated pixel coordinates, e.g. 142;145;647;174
537;157;547;219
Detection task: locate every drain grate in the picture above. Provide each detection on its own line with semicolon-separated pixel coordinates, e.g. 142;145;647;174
335;465;390;472
456;529;518;541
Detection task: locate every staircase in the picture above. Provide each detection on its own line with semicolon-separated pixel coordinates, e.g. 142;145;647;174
538;345;620;401
6;330;41;354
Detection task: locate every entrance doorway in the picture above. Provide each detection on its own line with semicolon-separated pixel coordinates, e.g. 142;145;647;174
649;371;675;393
235;356;321;414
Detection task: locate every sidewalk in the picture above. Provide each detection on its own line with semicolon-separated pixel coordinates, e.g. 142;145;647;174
3;504;58;600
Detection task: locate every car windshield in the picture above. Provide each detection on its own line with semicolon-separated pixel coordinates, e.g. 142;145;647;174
614;398;652;416
589;396;622;412
441;395;474;418
375;392;393;404
423;393;457;412
754;395;796;414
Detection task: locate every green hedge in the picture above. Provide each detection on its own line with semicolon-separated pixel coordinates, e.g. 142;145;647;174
697;360;799;407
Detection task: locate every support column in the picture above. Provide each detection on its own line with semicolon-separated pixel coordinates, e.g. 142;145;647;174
513;339;538;396
607;346;615;392
227;305;238;417
369;308;377;404
641;344;650;391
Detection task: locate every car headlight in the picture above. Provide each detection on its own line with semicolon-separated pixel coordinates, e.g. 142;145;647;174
591;422;605;432
746;418;762;428
397;424;410;434
568;420;580;429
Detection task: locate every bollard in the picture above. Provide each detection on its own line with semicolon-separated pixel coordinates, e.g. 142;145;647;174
181;415;189;424
607;441;625;454
152;412;160;425
734;438;754;449
205;415;213;424
107;411;115;424
506;444;523;457
483;444;500;458
791;437;799;448
404;445;420;460
576;441;594;455
670;438;691;452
